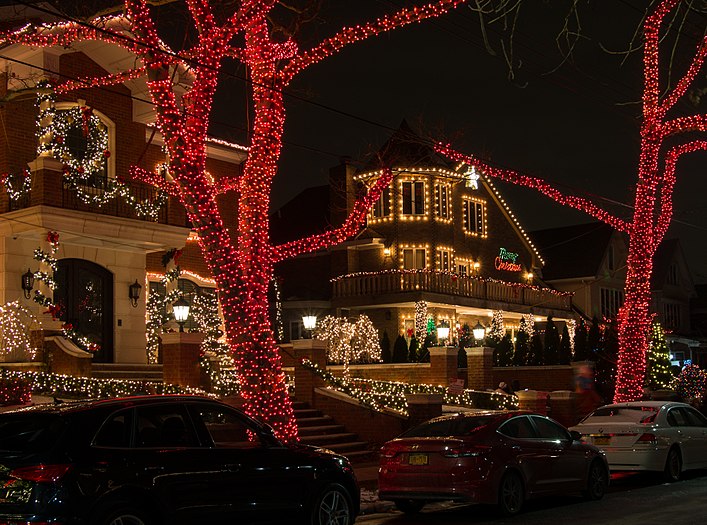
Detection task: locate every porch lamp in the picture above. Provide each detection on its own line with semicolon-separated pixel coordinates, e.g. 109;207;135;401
173;297;190;333
128;280;142;308
21;269;35;299
302;315;317;338
436;321;450;345
472;321;486;342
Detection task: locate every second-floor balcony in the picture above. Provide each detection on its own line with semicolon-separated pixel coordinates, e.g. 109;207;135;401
332;270;573;312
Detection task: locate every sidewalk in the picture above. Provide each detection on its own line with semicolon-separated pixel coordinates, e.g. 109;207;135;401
355;461;395;515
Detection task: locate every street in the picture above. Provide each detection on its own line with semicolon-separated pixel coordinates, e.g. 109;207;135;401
357;471;707;524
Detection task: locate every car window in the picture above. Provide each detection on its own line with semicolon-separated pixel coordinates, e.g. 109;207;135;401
530;416;569;441
667;408;688;427
0;414;65;453
400;419;455;438
682;407;707;427
583;406;658;424
135;405;199;448
452;416;496;436
94;410;132;448
194;405;264;449
498;416;537;439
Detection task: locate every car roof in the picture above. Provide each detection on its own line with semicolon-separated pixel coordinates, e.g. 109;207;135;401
419;410;534;425
0;394;220;416
594;400;690;410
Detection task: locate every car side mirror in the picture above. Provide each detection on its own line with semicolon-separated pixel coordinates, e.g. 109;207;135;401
569;430;582;442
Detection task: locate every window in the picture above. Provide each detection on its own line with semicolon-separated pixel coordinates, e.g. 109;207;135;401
435;184;450;219
667;264;679;285
149;278;217;332
463;199;485;235
194;405;264;449
458;263;468;277
402;248;426;269
135;405;199;448
94;410;132;448
600;288;624;318
664;303;681;329
372;186;391;218
290;320;303;340
530;415;569;441
498;416;536;439
437;249;452;272
402;181;425;215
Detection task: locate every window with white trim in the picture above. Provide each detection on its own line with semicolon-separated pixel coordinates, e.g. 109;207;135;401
437;249;452;272
402;248;426;269
402;181;425;215
463;199;485;235
372;186;391;218
600;288;624;318
435;184;450;220
664;303;681;329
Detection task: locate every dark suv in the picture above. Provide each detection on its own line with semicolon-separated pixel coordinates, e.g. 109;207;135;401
0;395;359;525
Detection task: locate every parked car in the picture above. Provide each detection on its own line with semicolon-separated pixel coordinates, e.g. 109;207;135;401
0;395;359;525
570;400;707;481
378;410;609;516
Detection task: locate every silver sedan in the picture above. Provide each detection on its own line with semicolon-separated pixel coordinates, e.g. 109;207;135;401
570;401;707;482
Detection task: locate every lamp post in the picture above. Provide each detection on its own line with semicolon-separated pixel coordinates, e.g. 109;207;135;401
436;321;450;346
472;321;486;343
302;315;317;339
173;297;190;333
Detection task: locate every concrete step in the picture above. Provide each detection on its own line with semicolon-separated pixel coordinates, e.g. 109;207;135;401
297;424;346;436
296;415;335;427
293;408;323;419
299;432;359;445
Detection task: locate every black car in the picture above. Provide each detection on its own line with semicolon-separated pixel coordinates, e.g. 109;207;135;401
0;395;359;525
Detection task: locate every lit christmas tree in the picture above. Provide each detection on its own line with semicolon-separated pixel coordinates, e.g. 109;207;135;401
314;315;380;379
645;321;674;390
672;364;707;405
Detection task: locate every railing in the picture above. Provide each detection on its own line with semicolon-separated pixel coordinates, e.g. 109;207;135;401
332;270;572;310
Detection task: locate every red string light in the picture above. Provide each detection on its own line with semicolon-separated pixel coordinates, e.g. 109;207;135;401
0;0;467;441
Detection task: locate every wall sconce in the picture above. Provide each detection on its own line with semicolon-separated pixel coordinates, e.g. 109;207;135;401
473;261;480;274
173;297;190;332
472;321;486;342
525;272;534;284
383;246;391;257
436;321;450;345
128;279;142;308
21;269;35;299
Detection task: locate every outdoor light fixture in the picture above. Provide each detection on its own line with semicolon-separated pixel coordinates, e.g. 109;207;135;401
472;321;486;341
383;247;391;257
173;297;190;333
525;272;534;283
21;269;34;299
302;315;317;338
436;321;450;345
128;279;142;308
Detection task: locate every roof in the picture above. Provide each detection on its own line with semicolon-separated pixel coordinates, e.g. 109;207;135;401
530;222;614;280
650;238;693;290
358;119;453;174
269;185;331;244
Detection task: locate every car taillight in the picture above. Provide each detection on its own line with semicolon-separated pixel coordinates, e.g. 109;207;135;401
380;446;399;459
442;445;490;458
9;464;72;483
636;433;657;444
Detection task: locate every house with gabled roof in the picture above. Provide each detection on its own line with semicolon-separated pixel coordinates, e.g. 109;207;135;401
271;121;576;343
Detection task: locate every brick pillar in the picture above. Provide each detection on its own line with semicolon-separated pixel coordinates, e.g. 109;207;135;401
293;339;327;405
428;346;458;387
27;156;64;207
405;393;443;429
516;390;549;415
465;346;494;391
548;390;578;427
161;332;205;388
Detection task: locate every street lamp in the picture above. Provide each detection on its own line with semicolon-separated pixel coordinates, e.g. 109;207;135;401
436;321;450;345
472;321;486;342
173;297;190;333
302;315;317;338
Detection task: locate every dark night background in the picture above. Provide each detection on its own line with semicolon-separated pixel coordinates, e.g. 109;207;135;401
207;1;707;283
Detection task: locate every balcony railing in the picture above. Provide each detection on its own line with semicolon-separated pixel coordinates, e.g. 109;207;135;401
332;270;572;311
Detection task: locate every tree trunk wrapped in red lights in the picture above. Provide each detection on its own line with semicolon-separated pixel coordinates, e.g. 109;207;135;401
0;0;468;441
437;0;707;403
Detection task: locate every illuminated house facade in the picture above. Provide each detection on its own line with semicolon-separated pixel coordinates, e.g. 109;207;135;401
272;122;576;343
0;34;245;366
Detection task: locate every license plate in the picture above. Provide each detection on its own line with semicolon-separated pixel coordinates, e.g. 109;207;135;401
408;453;428;466
593;436;611;446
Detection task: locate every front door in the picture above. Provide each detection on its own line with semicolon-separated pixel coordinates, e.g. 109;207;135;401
55;258;113;362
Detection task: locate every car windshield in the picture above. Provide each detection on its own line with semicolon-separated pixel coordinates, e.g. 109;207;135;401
0;414;65;454
583;406;659;424
400;416;496;438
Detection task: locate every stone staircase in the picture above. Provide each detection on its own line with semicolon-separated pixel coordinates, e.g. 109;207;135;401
293;400;376;463
91;363;163;382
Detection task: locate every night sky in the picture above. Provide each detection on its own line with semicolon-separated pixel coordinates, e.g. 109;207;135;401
210;1;707;282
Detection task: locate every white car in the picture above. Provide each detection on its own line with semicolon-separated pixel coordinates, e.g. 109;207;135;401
570;401;707;482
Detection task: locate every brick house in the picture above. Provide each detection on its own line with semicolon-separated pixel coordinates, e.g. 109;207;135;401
0;34;245;366
271;121;576;344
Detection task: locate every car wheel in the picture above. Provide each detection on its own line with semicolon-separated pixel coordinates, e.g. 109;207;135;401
93;502;152;525
583;460;608;500
497;471;524;516
393;499;426;514
310;483;354;525
663;447;682;482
